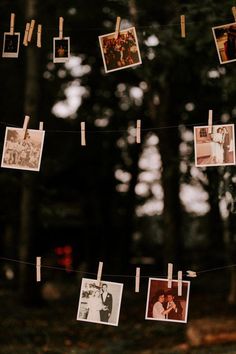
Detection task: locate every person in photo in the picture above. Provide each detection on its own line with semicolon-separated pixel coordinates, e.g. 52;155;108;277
152;290;175;319
86;289;104;322
100;283;113;322
164;290;183;321
211;127;224;164
222;127;230;163
225;24;236;61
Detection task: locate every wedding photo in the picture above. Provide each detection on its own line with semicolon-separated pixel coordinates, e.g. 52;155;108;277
2;33;20;58
194;124;235;167
212;23;236;64
76;278;123;326
145;278;190;324
53;37;70;63
99;27;142;73
1;127;45;171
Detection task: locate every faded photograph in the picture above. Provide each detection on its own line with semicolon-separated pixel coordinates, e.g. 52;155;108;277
2;33;20;58
53;37;70;63
212;23;236;64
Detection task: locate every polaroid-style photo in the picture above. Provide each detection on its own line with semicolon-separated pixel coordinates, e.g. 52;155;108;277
2;33;20;58
76;278;123;326
212;23;236;64
1;127;45;172
145;278;190;324
194;124;235;167
53;37;70;63
98;26;142;73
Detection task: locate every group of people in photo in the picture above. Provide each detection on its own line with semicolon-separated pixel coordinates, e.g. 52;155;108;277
210;126;231;164
101;30;140;71
151;289;183;321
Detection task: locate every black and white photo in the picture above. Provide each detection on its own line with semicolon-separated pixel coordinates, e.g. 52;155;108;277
2;33;20;58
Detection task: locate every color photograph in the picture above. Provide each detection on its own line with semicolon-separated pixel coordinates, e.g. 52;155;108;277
2;33;20;58
212;23;236;64
53;37;70;63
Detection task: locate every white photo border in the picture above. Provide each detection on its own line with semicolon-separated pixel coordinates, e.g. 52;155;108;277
53;37;70;63
145;277;190;324
98;26;142;73
212;22;236;65
2;32;20;58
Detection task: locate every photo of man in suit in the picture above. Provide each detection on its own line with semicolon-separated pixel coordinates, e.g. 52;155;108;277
100;283;113;322
164;290;183;321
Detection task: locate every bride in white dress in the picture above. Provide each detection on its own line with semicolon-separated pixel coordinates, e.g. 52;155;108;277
212;128;224;164
87;290;104;322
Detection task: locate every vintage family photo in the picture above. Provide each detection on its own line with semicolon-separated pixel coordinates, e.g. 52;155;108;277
145;278;190;323
76;278;123;326
53;37;70;63
2;33;20;58
194;124;235;167
212;23;236;64
1;127;45;171
99;27;142;73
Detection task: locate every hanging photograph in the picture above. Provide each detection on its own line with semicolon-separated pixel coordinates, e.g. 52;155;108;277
145;278;190;323
76;278;123;326
212;23;236;64
53;37;70;63
98;27;142;73
2;32;20;58
1;127;45;172
194;124;235;167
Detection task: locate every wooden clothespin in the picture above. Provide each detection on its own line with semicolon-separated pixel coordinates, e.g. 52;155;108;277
135;267;140;293
186;270;197;278
22;115;30;139
23;23;30;46
28;19;35;43
81;122;86;146
115;16;121;39
177;270;182;296
136;120;141;144
97;261;103;287
180;15;186;38
37;24;42;48
36;256;41;282
59;17;64;40
232;6;236;21
167;263;173;288
39;121;44;130
208;109;213;134
10;13;15;35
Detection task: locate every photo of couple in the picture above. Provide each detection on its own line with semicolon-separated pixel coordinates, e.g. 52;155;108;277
194;124;235;167
212;22;236;64
145;278;190;323
76;278;123;326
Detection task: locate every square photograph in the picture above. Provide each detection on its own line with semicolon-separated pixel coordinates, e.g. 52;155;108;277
1;127;45;172
145;278;190;323
99;27;142;73
212;23;236;64
2;33;20;58
53;37;70;63
76;278;123;326
194;124;235;167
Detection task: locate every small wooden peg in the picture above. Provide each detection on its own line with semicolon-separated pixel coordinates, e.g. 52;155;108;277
232;6;236;21
97;261;103;286
81;122;86;146
208;109;213;134
136;120;141;144
36;256;41;282
39;121;44;130
135;267;140;293
115;16;121;39
10;13;15;35
22;115;30;139
180;15;186;38
186;270;197;278
23;23;30;46
167;263;173;288
59;17;64;40
178;270;182;296
28;19;35;43
37;24;42;48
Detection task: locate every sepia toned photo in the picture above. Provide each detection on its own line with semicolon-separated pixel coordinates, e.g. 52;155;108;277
76;278;123;326
212;23;236;64
145;278;190;324
2;33;20;58
53;37;70;63
99;27;142;73
194;124;235;167
1;127;45;172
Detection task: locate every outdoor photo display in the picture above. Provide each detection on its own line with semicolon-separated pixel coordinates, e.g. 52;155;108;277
2;32;20;58
194;124;235;167
212;22;236;64
145;278;190;324
53;37;70;63
76;278;123;326
1;127;45;171
99;27;142;73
